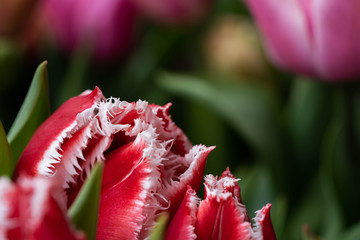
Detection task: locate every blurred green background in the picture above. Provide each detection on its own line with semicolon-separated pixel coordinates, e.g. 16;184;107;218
2;0;360;239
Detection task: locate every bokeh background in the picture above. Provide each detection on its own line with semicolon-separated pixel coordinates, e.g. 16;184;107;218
1;0;360;239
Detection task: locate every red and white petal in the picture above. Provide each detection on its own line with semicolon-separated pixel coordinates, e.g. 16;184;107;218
253;204;277;240
195;174;252;240
32;195;85;240
161;145;215;215
0;176;84;240
0;178;16;239
98;124;165;240
99;98;213;216
195;193;252;240
165;186;199;240
14;87;105;179
218;168;251;223
219;167;241;201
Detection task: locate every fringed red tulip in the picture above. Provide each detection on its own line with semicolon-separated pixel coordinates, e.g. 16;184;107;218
14;87;214;239
165;168;277;240
0;176;84;240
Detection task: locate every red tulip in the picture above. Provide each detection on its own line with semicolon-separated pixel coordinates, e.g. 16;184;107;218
14;87;214;239
245;0;360;81
0;176;84;240
165;168;277;240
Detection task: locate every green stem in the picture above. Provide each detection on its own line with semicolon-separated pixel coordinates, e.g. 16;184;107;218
56;47;91;107
342;84;356;164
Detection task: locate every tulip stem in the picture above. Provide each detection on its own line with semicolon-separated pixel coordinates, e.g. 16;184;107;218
342;84;356;164
56;48;90;107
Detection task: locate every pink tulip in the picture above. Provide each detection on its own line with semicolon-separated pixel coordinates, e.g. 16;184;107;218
0;176;84;240
133;0;210;26
165;168;277;240
244;0;360;81
42;0;137;60
15;87;214;239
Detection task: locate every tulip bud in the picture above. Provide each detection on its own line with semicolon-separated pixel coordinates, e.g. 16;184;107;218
244;0;360;81
203;15;273;81
133;0;211;26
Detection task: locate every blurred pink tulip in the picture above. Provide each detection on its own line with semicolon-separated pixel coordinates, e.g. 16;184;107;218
244;0;360;81
133;0;211;26
43;0;137;60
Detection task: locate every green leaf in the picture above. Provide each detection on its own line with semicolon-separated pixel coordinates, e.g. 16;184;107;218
7;61;50;162
157;72;282;160
0;121;14;177
68;162;104;240
284;177;326;240
148;213;169;240
341;223;360;240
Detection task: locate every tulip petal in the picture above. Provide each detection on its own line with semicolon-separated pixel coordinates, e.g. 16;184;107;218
219;167;251;223
96;99;213;239
161;145;215;214
253;204;277;240
14;87;105;180
245;0;315;75
196;197;252;240
0;176;84;240
99;99;213;215
98;126;164;240
165;186;198;240
312;0;360;80
195;174;252;240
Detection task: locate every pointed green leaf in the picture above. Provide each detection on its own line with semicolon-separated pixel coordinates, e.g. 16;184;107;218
157;72;283;160
0;121;14;177
68;162;104;240
7;61;50;162
148;213;169;240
